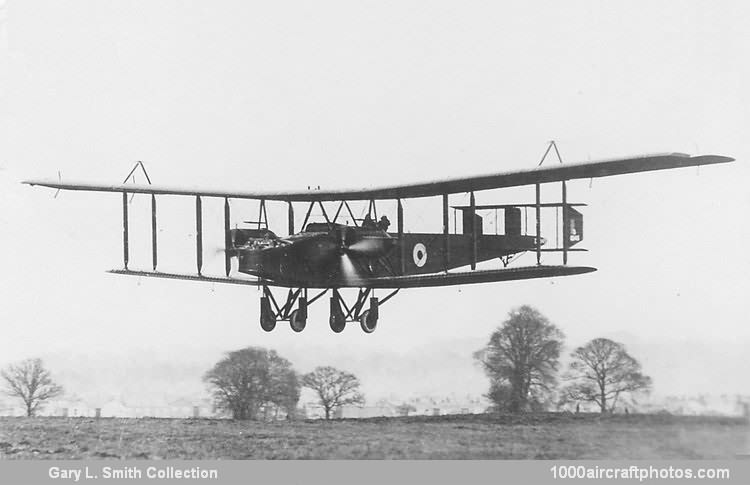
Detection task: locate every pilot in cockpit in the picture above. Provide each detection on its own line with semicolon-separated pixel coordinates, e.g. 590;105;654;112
362;214;376;229
377;215;390;231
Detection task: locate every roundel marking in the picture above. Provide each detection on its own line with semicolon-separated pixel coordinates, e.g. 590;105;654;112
413;243;427;267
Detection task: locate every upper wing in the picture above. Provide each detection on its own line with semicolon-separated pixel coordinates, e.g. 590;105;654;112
23;153;733;201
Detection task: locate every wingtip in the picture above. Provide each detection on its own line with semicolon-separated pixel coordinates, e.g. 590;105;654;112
565;265;597;275
713;155;735;163
693;154;736;164
21;178;54;187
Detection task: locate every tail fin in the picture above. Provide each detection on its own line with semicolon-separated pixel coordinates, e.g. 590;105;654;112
565;207;584;247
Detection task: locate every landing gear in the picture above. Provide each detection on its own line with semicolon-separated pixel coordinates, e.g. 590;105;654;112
328;289;394;333
359;308;378;333
290;299;307;333
260;297;276;332
259;287;323;333
329;295;346;333
258;286;398;333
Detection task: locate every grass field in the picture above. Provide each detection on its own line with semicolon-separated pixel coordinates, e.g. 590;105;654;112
0;413;747;459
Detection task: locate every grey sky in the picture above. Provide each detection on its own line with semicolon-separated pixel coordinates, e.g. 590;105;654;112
1;0;748;404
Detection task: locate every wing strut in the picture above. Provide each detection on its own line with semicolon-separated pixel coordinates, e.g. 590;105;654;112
535;184;541;265
196;196;203;275
470;191;477;270
301;201;314;230
345;202;359;227
122;192;129;270
442;193;449;271
317;201;331;226
397;199;405;275
151;194;157;271
224;198;231;277
561;180;568;264
287;201;294;235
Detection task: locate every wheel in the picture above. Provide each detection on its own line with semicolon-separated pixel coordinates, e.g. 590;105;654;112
329;295;346;333
329;313;345;333
289;309;306;333
359;310;378;334
261;315;276;332
260;297;276;332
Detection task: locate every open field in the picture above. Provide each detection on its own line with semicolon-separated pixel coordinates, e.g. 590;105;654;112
0;413;747;459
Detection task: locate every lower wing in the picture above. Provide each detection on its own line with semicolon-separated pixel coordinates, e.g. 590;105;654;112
348;265;596;288
108;265;595;289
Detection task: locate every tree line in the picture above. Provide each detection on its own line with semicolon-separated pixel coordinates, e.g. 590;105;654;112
1;352;364;420
474;305;652;413
202;347;364;420
3;305;649;418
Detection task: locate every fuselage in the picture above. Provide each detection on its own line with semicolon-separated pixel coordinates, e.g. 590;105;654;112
233;223;539;288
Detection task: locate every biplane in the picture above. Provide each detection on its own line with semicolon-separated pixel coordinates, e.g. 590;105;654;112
23;148;734;334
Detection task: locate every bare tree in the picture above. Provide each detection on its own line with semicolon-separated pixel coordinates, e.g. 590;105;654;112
474;305;564;413
302;366;364;419
2;358;64;417
562;338;652;413
204;347;300;420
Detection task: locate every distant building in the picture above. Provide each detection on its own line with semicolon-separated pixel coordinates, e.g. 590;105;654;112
27;396;219;419
46;396;97;417
558;394;750;417
335;406;394;419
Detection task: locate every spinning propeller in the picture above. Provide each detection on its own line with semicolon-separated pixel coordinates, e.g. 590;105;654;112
333;226;364;283
329;225;394;283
